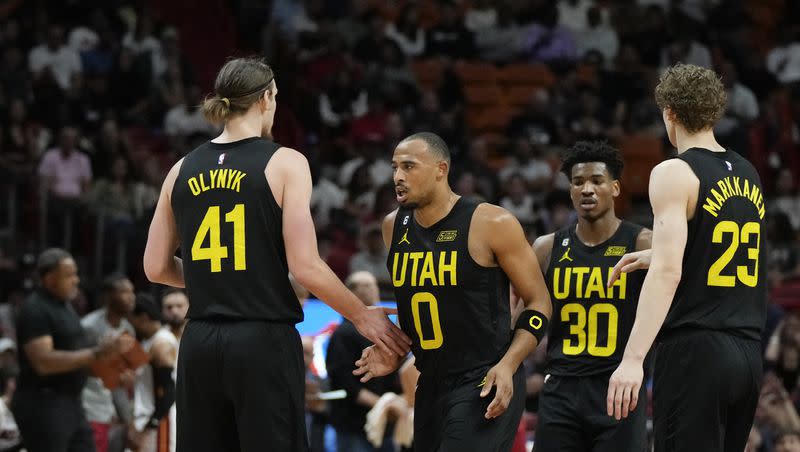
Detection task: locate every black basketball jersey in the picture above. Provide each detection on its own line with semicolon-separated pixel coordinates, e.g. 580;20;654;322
662;148;766;340
171;137;302;323
544;221;645;377
386;198;511;378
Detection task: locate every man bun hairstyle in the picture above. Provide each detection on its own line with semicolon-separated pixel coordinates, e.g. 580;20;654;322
201;56;275;124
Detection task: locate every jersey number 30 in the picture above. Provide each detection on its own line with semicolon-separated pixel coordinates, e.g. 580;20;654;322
191;204;246;272
561;303;617;357
707;221;760;287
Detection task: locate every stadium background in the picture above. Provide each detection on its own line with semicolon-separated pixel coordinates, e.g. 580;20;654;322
0;0;798;450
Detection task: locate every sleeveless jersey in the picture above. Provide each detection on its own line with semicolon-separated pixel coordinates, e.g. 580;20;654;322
545;221;645;376
133;328;179;431
172;138;302;323
386;198;511;378
663;148;766;340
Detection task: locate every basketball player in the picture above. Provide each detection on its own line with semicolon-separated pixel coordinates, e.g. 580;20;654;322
532;141;651;452
607;63;766;452
354;132;552;451
128;294;178;452
143;57;410;452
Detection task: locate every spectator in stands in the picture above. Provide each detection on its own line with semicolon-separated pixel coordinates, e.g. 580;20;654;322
128;294;178;452
160;289;189;342
500;173;537;224
0;99;38;183
575;6;619;66
81;274;136;452
766;212;800;288
349;223;391;289
0;355;20;452
425;1;474;59
464;0;497;32
88;155;138;234
498;138;553;193
319;70;368;135
771;168;800;230
716;60;759;153
326;271;400;452
13;248;131;452
384;5;425;57
163;85;219;138
660;28;712;70
766;27;800;85
28;24;82;93
507;89;562;147
302;335;328;452
524;7;577;65
473;3;526;63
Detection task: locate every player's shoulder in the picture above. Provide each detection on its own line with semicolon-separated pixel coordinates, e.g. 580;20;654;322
271;147;310;168
532;232;556;253
473;202;518;227
651;157;695;180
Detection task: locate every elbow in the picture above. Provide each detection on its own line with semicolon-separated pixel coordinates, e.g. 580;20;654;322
29;358;51;376
652;264;682;288
143;254;167;284
287;254;323;288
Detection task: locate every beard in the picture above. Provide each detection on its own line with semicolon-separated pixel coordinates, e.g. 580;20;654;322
166;318;186;329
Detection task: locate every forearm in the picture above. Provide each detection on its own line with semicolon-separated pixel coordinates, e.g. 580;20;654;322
35;348;95;375
356;389;381;408
622;269;680;362
499;329;538;370
295;258;365;321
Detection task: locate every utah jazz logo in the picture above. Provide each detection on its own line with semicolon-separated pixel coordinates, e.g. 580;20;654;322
559;247;573;262
398;229;411;245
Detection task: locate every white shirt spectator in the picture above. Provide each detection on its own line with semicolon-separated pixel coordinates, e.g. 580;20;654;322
38;148;92;199
464;8;497;32
716;82;759;135
311;178;347;228
338;157;393;187
28;44;82;91
499;160;553;188
766;42;800;84
500;194;537;224
163;104;219;137
577;22;619;64
68;26;99;53
558;0;593;33
384;24;425;57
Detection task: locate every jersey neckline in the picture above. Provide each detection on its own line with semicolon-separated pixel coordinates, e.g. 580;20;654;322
411;196;465;231
568;220;627;253
207;136;263;148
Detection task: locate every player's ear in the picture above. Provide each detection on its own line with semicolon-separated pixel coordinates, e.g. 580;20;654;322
611;179;620;197
438;160;449;179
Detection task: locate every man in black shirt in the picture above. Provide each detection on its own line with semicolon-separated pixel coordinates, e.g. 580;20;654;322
608;63;767;452
13;248;130;452
327;271;400;452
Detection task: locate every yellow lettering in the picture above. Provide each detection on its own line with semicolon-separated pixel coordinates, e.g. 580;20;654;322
724;178;735;198
209;169;219;188
717;180;730;199
231;171;246;192
584;267;605;298
392;253;408;287
572;267;589;298
607;268;627;299
703;197;720;217
188;177;201;196
199;173;210;192
749;185;760;206
711;188;725;205
742;179;750;198
418;252;437;286
217;169;228;188
409;252;423;286
438;251;457;286
553;268;571;300
732;177;742;196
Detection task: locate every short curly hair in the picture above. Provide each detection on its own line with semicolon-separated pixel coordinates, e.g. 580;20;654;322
560;141;624;180
654;63;727;133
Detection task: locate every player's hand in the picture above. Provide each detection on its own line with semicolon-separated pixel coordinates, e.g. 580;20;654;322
607;250;652;287
352;306;412;357
480;361;515;419
353;345;403;382
607;357;643;420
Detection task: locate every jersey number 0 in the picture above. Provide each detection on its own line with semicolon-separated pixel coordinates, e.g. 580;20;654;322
191;204;247;272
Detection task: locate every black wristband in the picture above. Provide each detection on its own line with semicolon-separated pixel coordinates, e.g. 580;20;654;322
515;310;549;343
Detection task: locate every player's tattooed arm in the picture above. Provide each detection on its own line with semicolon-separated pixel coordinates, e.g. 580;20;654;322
144;158;186;288
608;159;695;421
607;228;653;287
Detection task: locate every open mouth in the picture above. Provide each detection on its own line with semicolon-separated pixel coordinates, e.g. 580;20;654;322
396;186;408;203
580;198;597;209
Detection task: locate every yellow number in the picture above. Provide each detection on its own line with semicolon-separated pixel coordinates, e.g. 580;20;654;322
225;204;246;271
707;221;760;287
738;222;760;287
561;303;586;355
561;303;618;357
411;292;443;350
191;207;227;272
587;304;617;357
191;204;247;272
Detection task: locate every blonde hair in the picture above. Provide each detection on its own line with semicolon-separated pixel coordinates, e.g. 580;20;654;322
654;63;727;133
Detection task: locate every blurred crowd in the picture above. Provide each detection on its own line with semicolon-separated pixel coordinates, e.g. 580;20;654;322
0;0;799;451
